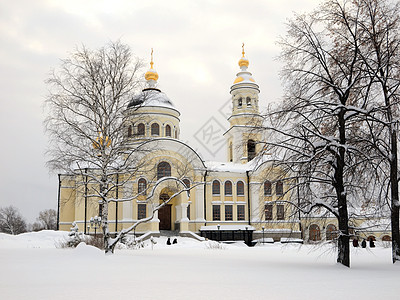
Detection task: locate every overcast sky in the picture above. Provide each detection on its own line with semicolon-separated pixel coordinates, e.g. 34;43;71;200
0;0;321;223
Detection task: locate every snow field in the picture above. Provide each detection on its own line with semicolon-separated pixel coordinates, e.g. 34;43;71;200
0;231;399;300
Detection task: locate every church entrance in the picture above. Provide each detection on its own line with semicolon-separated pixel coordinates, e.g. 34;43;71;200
158;204;172;230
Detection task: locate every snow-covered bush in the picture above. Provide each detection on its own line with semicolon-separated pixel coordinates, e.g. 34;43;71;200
205;240;226;250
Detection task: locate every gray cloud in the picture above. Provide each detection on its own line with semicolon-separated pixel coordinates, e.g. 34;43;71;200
0;0;320;222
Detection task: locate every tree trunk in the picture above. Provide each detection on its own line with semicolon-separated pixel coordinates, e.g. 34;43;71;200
99;178;112;254
336;108;350;267
390;130;400;263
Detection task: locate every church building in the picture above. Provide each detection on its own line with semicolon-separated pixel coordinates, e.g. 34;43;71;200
58;47;391;244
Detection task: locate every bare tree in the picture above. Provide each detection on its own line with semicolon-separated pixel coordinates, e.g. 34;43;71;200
45;41;148;253
33;209;57;230
352;0;400;263
0;206;27;235
45;41;201;254
268;0;381;267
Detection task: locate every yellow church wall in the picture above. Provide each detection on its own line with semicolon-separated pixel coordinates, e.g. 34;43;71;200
124;106;180;140
205;173;249;224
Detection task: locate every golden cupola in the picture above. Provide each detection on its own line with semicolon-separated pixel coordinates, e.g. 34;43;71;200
144;49;159;87
238;44;249;69
232;43;257;87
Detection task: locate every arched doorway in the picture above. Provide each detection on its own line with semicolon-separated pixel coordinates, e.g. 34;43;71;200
158;193;172;230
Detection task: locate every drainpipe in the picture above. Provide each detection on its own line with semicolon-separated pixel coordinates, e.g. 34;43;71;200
84;168;88;234
115;173;119;234
246;171;251;225
203;170;208;225
57;174;61;231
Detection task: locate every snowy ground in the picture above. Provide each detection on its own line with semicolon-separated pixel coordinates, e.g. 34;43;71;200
0;231;399;300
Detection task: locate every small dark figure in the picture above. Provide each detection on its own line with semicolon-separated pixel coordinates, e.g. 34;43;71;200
166;237;171;245
173;238;177;244
361;239;367;248
352;238;359;247
369;239;375;248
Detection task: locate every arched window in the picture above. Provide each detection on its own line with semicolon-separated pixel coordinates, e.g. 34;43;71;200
326;224;337;240
246;97;251;106
237;181;244;196
247;139;256;161
238;97;242;108
183;178;190;195
157;162;171;180
151;123;160;136
309;224;321;241
225;181;232;196
183;179;190;189
382;235;392;241
138;178;147;195
276;181;283;196
128;125;132;137
165;125;171;137
137;123;145;136
367;236;376;241
264;181;272;196
212;180;220;195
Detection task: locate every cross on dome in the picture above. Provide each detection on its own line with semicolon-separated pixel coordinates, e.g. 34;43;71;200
238;42;249;69
145;48;159;87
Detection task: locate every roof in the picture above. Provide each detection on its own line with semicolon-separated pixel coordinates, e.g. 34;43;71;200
127;88;175;110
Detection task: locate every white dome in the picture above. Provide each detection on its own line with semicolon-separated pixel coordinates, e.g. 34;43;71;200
128;88;175;109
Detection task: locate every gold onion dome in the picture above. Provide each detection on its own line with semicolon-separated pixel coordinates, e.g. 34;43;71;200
145;48;159;82
232;43;257;88
238;43;249;68
93;134;111;150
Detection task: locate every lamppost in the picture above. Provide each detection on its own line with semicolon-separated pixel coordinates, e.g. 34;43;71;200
262;226;265;244
87;225;90;236
217;224;221;242
245;226;248;246
90;216;101;238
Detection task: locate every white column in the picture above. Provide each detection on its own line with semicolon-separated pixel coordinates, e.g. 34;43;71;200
180;203;189;222
195;185;205;222
123;182;133;220
250;182;260;223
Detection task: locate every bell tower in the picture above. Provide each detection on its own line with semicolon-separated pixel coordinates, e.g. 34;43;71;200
224;44;264;164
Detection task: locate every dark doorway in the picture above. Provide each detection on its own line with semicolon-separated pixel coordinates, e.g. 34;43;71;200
159;204;172;230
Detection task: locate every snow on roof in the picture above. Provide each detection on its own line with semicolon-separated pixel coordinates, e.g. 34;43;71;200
128;88;176;110
205;161;251;173
142;91;175;109
205;153;276;173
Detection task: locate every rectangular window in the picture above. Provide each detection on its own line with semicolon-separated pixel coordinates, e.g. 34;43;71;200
277;205;285;220
138;204;146;220
237;205;245;221
212;205;220;221
187;204;190;220
265;204;273;220
225;205;233;221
